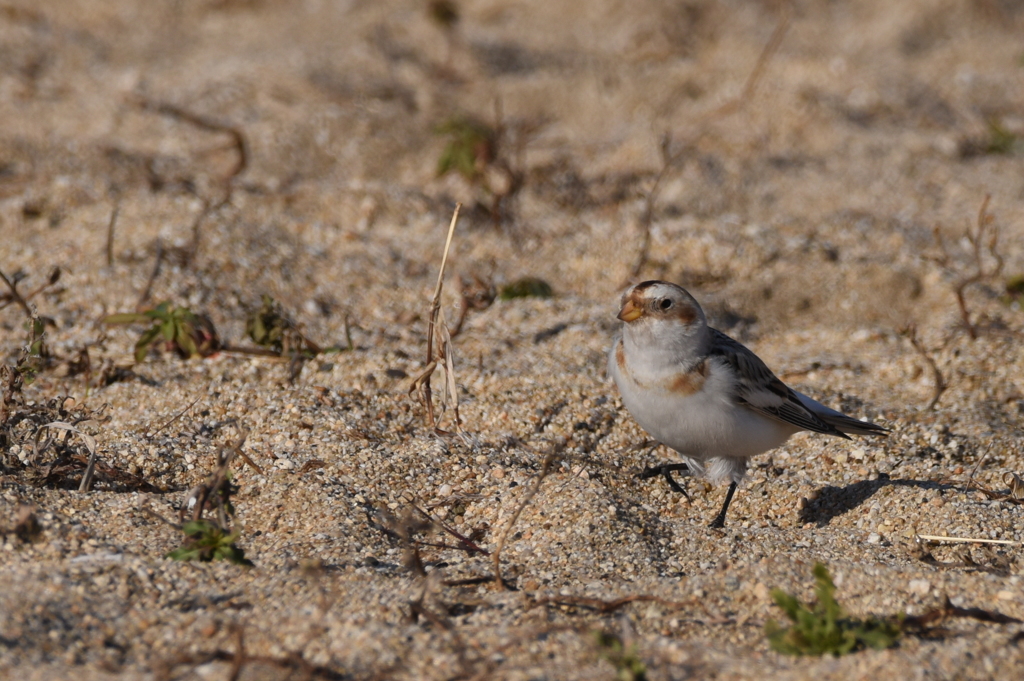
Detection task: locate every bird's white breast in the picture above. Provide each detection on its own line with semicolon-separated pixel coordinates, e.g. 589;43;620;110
609;338;797;468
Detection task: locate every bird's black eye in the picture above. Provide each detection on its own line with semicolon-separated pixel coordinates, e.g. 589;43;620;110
658;298;673;311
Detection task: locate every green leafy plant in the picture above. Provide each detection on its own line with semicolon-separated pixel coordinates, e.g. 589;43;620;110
16;316;48;385
765;563;901;656
245;294;320;356
961;119;1021;158
436;117;496;183
26;316;45;357
104;302;220;362
167;519;250;565
499;277;553;300
984;119;1018;155
593;630;647;681
1004;274;1024;304
164;434;253;566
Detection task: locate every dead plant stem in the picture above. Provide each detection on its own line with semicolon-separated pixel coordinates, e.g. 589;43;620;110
492;449;558;590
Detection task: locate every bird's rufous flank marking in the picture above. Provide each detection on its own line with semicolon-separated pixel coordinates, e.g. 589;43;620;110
665;358;707;395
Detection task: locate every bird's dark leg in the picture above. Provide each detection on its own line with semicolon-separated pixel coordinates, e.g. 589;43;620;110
708;482;737;529
639;463;692;500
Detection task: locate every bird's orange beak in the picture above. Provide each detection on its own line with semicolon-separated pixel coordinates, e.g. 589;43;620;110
617;299;643;322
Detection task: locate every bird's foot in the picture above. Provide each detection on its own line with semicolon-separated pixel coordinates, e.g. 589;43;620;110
639;463;692;500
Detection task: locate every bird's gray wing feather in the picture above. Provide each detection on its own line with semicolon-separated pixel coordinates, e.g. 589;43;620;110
707;328;849;437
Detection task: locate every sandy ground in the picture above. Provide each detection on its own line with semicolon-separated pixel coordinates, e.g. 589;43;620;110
2;0;1024;679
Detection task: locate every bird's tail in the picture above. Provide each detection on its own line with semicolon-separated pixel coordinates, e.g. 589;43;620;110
794;391;889;437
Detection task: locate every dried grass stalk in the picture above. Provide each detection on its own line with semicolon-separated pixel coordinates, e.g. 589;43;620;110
916;534;1022;547
410;204;463;432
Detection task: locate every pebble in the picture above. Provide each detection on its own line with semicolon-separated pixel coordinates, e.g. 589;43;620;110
908;579;930;596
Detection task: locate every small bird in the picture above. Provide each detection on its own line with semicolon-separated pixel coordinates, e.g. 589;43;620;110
608;280;887;528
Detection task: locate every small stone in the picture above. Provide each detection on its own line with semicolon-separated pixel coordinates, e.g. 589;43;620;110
753;582;770;601
491;468;505;480
437;484;452;497
996;590;1014;601
197;617;218;637
908;579;930;596
867;533;881;544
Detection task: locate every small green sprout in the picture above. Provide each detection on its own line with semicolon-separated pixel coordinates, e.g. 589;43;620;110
593;630;647;681
1005;274;1024;302
166;519;252;565
245;294;320;356
16;316;48;384
765;563;901;656
435;117;496;183
984;119;1018;155
26;316;45;357
498;277;553;300
246;294;290;352
104;302;220;362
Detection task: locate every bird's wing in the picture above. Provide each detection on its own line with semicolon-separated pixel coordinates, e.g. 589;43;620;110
707;328;849;438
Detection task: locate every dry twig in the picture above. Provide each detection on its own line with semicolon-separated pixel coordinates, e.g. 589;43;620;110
531;593;700;614
181;431;247;524
450;273;496;337
412;504;490;555
903;596;1022;629
370;507;485;559
902;324;947;410
156;623;351;681
133;97;248;262
135;98;248;180
0;268;33;316
136;239;165;310
964;472;1024;506
628;2;791;280
931;194;1004;339
492;447;560;590
150;396;201;437
32;421;99;492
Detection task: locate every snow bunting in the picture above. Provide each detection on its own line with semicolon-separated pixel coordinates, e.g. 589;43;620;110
609;280;887;528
